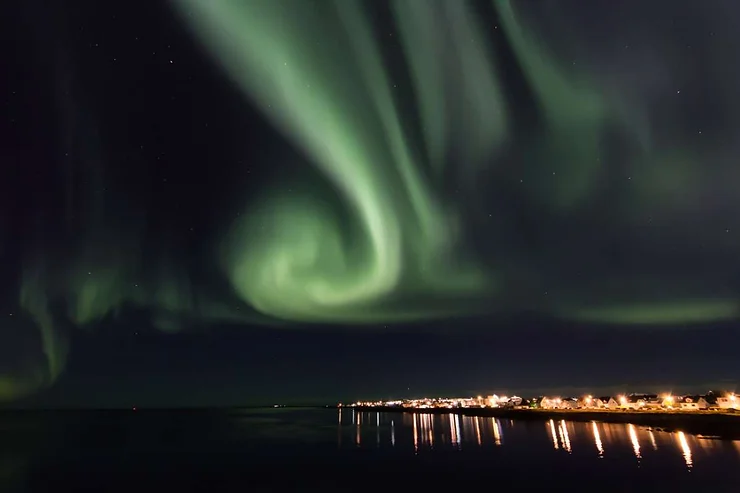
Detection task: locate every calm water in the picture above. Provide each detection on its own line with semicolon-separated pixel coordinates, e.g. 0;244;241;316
1;408;739;492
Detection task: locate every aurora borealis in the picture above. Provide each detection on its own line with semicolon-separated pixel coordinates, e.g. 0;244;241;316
3;0;740;404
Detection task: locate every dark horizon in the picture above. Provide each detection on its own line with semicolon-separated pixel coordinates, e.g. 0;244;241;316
0;318;735;409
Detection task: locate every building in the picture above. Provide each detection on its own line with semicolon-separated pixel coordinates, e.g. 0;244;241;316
594;396;619;409
678;396;709;410
539;397;561;409
620;395;643;410
662;395;677;408
642;395;663;409
578;396;595;408
715;394;738;410
560;398;579;409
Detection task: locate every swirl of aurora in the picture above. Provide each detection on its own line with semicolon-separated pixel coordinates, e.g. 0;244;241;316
174;0;625;323
175;0;508;322
173;0;614;323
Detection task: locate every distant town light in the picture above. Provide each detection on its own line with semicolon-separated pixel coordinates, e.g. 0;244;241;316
347;389;737;412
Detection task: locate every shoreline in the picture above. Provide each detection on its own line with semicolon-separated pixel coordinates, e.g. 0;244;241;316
349;406;740;439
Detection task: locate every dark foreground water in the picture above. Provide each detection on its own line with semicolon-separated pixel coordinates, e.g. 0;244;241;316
1;408;739;492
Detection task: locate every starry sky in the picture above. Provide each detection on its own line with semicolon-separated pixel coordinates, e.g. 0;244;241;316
2;0;740;408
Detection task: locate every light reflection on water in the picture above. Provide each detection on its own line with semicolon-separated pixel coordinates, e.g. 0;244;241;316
341;410;740;472
0;408;739;490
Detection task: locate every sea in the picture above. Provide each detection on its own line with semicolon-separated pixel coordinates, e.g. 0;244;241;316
1;407;739;492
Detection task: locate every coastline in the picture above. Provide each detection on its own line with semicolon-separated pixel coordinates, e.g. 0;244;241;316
349;406;740;439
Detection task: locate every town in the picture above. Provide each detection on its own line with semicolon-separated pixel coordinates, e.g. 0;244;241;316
347;390;738;412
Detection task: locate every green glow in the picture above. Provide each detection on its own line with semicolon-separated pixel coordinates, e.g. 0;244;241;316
0;376;37;402
496;0;627;210
570;301;739;325
176;0;495;322
392;1;508;174
19;265;67;388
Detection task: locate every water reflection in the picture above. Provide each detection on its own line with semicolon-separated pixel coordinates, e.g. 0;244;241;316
559;420;572;453
449;414;460;448
548;419;559;449
592;421;604;457
356;410;361;447
677;431;693;470
376;412;380;447
649;429;658;450
338;409;739;472
337;408;342;448
0;409;738;491
629;424;641;460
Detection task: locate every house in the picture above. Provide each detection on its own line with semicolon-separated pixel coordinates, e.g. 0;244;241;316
540;397;561;409
678;396;709;410
560;398;579;409
715;394;738;410
642;395;663;409
595;396;619;409
620;395;643;410
662;395;677;408
579;396;595;408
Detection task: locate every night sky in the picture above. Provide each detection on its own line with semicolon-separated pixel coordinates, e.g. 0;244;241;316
2;0;739;408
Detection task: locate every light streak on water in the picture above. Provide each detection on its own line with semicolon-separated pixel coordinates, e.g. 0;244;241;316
649;430;658;450
548;419;559;450
425;414;434;448
592;421;604;457
455;414;462;450
356;411;361;446
677;432;693;470
628;424;641;460
337;408;342;448
559;420;572;453
412;414;418;453
449;414;458;447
